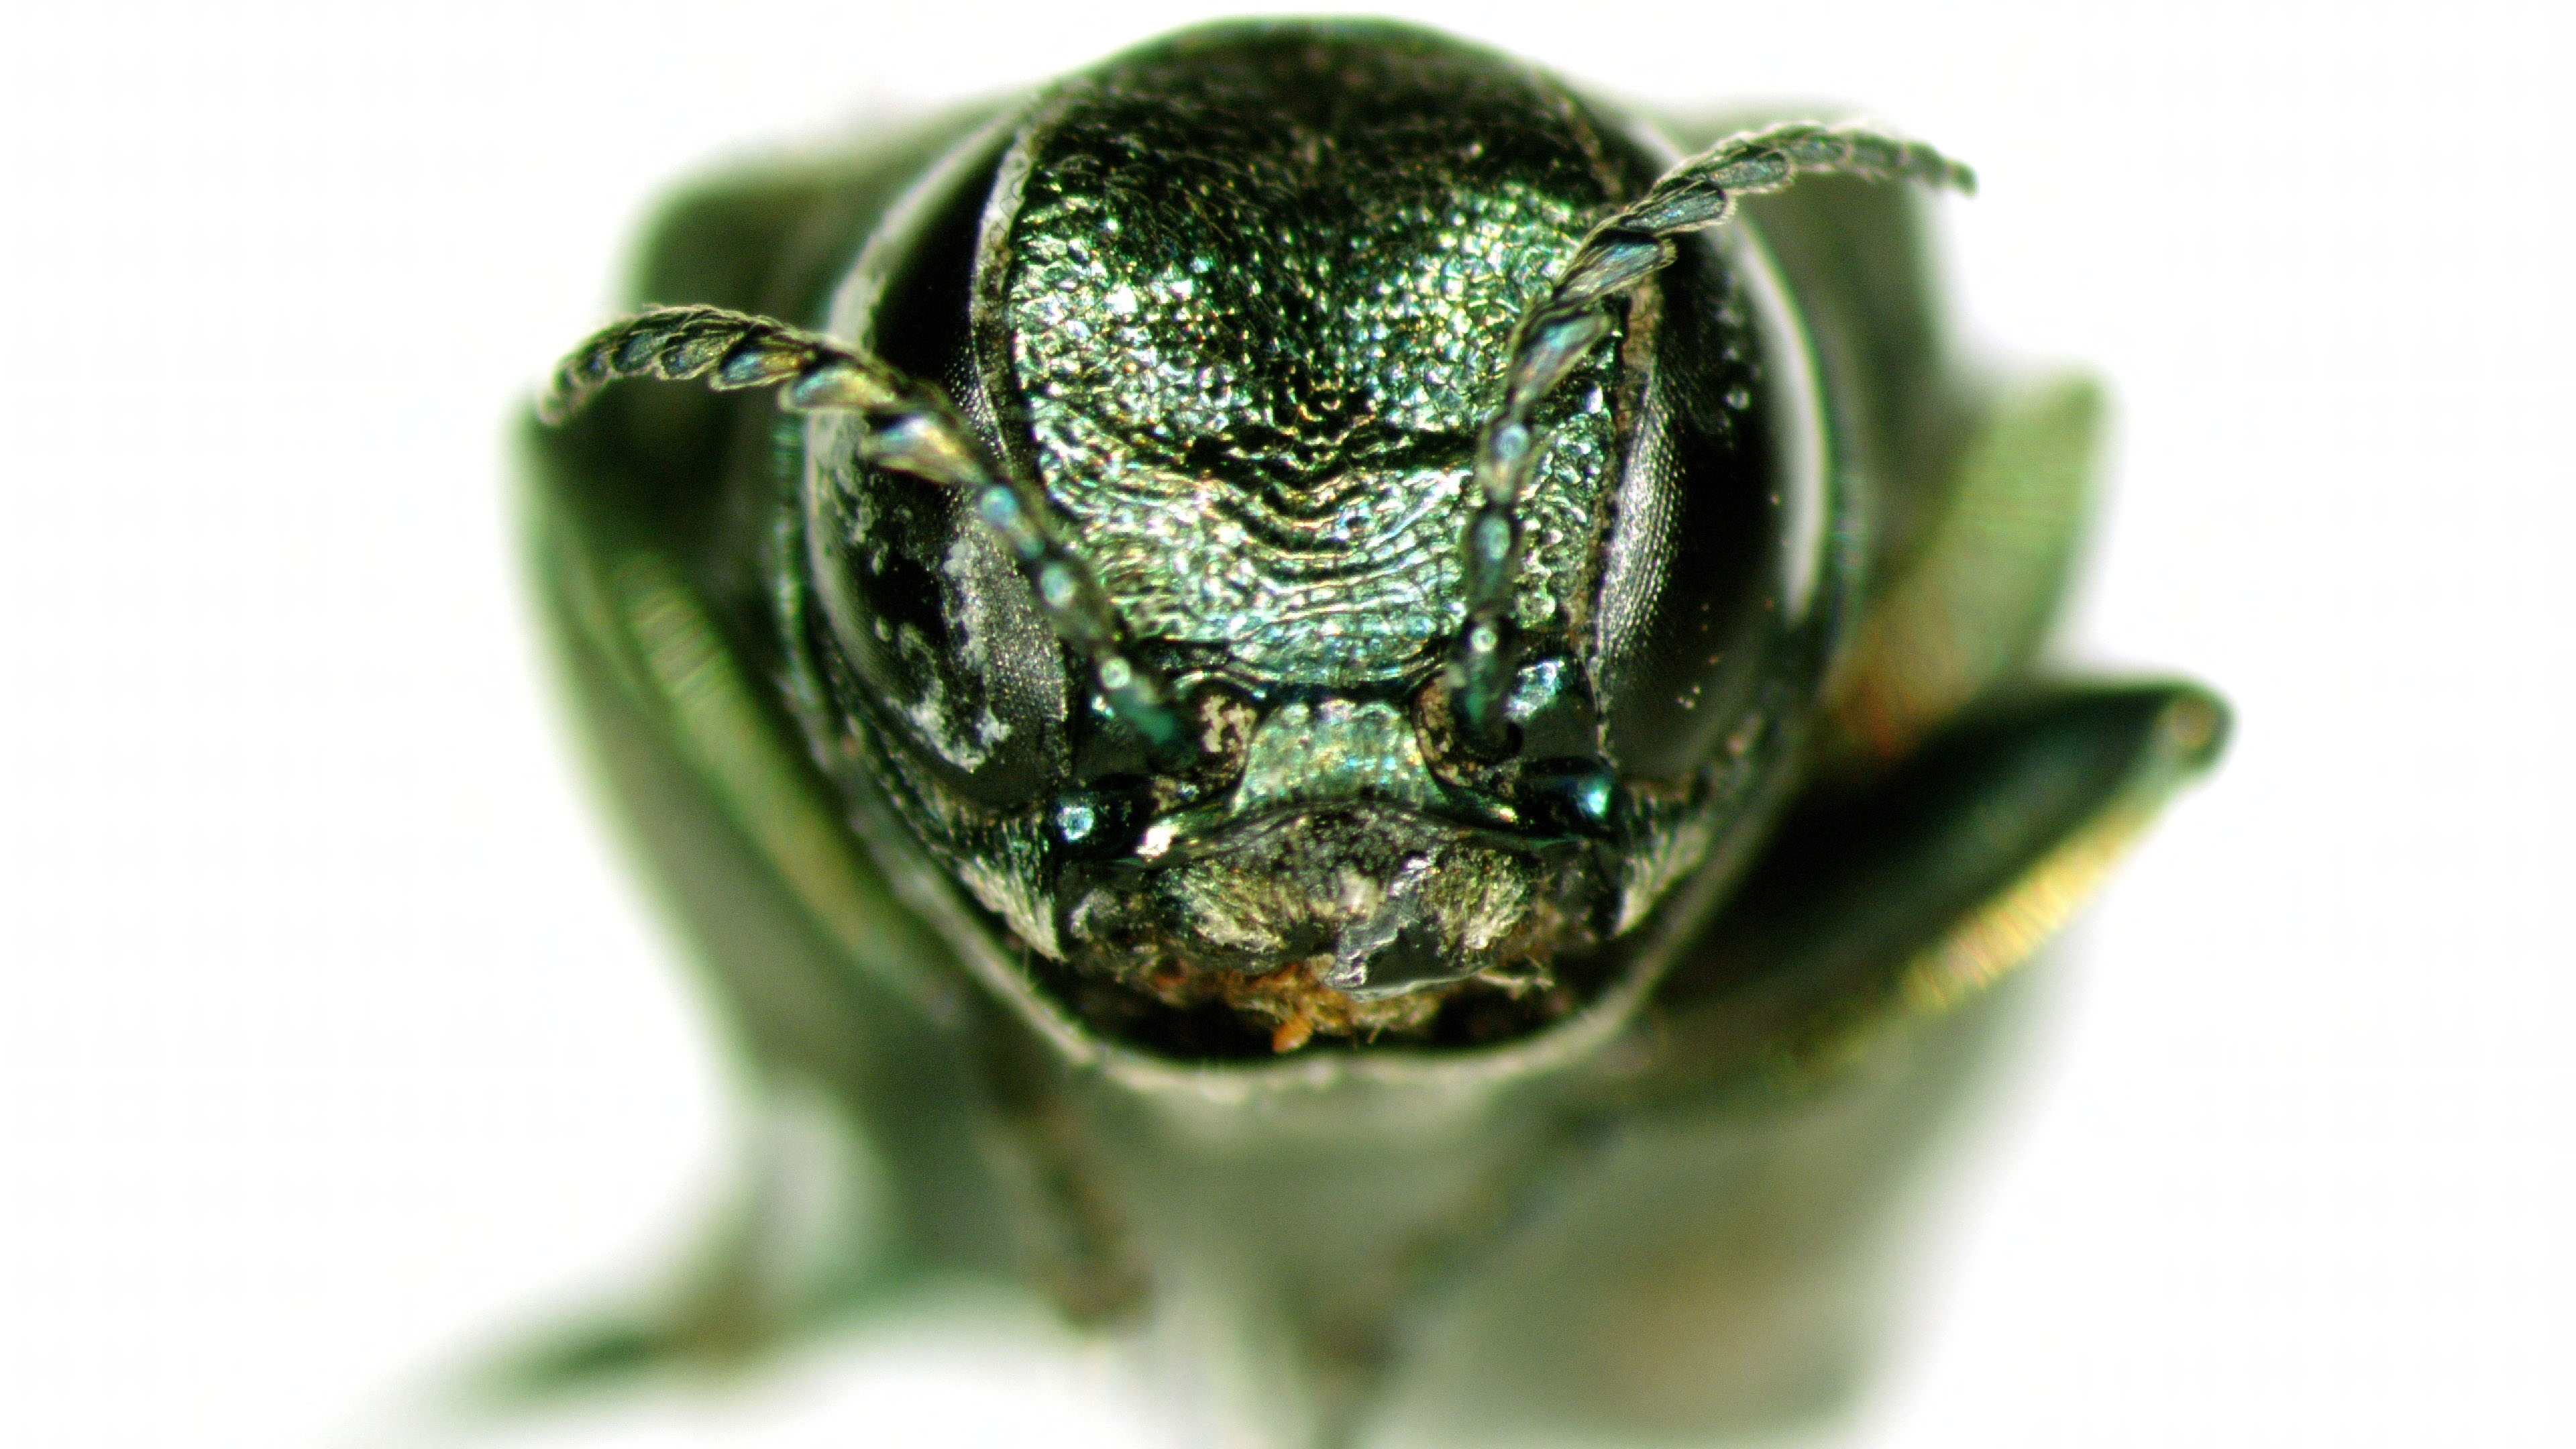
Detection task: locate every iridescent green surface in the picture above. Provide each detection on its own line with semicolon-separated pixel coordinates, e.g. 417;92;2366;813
797;28;1788;1049
1000;51;1625;684
515;19;2225;1449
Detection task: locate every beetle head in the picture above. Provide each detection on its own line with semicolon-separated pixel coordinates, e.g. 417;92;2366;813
790;24;1847;1055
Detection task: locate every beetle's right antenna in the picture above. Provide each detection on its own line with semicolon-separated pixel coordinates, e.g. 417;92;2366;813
1446;122;1976;757
540;305;1199;762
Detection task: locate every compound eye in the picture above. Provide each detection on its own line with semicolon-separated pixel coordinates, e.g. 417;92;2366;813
802;129;1073;812
1591;223;1826;782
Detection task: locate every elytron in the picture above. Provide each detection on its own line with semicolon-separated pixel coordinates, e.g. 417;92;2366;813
521;17;2224;1446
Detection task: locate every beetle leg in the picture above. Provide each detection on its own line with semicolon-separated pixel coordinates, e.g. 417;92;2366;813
1640;681;2226;1098
1383;685;2222;1440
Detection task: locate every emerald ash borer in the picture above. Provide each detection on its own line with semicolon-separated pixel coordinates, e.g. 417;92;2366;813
521;17;2225;1447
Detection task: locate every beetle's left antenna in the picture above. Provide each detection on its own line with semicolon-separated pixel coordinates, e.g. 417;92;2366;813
539;305;1200;761
1448;123;1976;757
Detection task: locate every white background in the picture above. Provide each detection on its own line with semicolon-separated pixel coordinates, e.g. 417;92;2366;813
4;2;2568;1445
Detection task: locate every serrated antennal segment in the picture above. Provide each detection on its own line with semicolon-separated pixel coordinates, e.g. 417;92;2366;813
1446;123;1974;756
537;305;1199;763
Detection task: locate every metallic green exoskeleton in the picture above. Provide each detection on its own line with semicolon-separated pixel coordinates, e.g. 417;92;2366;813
521;19;2224;1448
